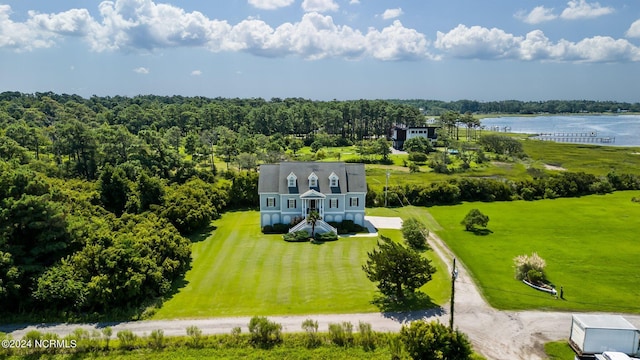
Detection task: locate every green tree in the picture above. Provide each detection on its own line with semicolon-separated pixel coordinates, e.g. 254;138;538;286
136;172;165;212
216;126;239;170
307;210;321;237
99;164;133;216
402;218;430;250
161;178;219;234
183;132;201;157
236;152;258;171
375;138;391;161
362;236;436;301
403;137;433;154
461;209;489;231
400;320;473;360
288;138;304;155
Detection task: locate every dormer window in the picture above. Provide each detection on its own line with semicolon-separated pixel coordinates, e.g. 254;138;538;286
308;172;318;188
287;172;297;187
329;172;339;187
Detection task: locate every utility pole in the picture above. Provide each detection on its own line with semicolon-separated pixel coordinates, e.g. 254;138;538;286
450;257;458;329
384;170;390;207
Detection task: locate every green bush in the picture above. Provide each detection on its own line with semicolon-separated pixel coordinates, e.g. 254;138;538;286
186;325;203;348
314;232;338;242
358;321;375;351
248;316;282;349
400;320;472;360
117;330;137;350
408;152;428;163
283;230;310;242
149;329;165;350
402;218;429;250
328;322;354;347
301;319;321;349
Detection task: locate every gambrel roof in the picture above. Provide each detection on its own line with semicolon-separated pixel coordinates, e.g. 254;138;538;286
258;162;366;195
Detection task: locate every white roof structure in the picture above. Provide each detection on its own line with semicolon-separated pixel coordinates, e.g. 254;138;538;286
572;314;638;330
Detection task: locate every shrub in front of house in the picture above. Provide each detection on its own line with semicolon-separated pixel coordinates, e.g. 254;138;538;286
283;230;310;242
314;232;338;242
263;223;291;234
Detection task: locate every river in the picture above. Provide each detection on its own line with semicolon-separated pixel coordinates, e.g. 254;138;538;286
479;114;640;147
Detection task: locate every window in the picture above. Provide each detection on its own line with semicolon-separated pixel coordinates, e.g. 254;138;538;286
308;172;318;187
329;198;338;208
287;172;297;187
288;199;296;208
350;197;359;207
329;172;339;187
266;197;275;207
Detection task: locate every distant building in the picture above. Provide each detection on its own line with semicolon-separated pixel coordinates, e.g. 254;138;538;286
390;125;439;150
258;162;366;234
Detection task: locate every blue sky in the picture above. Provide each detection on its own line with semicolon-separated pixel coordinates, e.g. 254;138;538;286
1;0;640;101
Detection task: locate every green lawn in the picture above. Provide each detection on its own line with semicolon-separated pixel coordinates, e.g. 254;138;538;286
544;341;576;360
426;191;640;313
154;211;449;319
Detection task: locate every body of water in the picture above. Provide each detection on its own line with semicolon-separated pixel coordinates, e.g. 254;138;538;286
480;115;640;147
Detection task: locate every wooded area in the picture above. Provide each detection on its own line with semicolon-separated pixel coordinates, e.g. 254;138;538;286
1;91;639;321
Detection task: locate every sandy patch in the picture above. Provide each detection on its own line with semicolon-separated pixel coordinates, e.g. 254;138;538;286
544;164;567;171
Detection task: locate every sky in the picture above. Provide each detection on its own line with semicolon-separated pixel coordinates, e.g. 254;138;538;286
1;0;640;102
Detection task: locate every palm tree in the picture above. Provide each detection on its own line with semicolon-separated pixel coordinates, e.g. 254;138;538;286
307;210;322;238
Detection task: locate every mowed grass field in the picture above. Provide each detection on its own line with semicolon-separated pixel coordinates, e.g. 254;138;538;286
154;211;449;319
427;191;640;313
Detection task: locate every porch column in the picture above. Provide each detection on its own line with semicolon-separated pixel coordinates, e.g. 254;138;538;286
302;199;306;219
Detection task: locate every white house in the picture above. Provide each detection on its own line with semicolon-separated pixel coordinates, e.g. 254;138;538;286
258;162;367;233
391;125;439;150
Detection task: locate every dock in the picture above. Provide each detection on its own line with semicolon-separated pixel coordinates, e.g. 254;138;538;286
535;131;615;144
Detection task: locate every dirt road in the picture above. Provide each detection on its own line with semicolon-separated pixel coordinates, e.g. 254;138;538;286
2;232;639;359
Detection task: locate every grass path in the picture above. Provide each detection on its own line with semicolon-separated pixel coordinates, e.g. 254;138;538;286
154;210;449;319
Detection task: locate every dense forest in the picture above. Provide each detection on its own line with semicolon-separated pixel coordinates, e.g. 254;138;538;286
0;92;429;319
1;91;639;320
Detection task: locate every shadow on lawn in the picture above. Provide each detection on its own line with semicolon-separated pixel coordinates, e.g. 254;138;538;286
188;225;217;243
372;292;445;323
470;228;493;236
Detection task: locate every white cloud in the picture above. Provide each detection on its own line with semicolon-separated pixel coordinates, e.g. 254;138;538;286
349;0;360;4
435;24;640;63
0;5;56;50
365;20;432;61
626;19;640;38
381;8;403;20
515;6;557;24
89;0;232;52
134;67;149;74
559;36;640;62
191;70;202;76
301;0;339;13
435;24;521;59
248;0;295;10
560;0;613;20
2;0;637;64
28;8;97;36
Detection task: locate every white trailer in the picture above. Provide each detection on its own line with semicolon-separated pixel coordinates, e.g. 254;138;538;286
569;314;640;356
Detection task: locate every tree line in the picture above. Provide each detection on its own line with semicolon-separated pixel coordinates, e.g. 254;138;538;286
391;99;640;115
368;171;640;207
